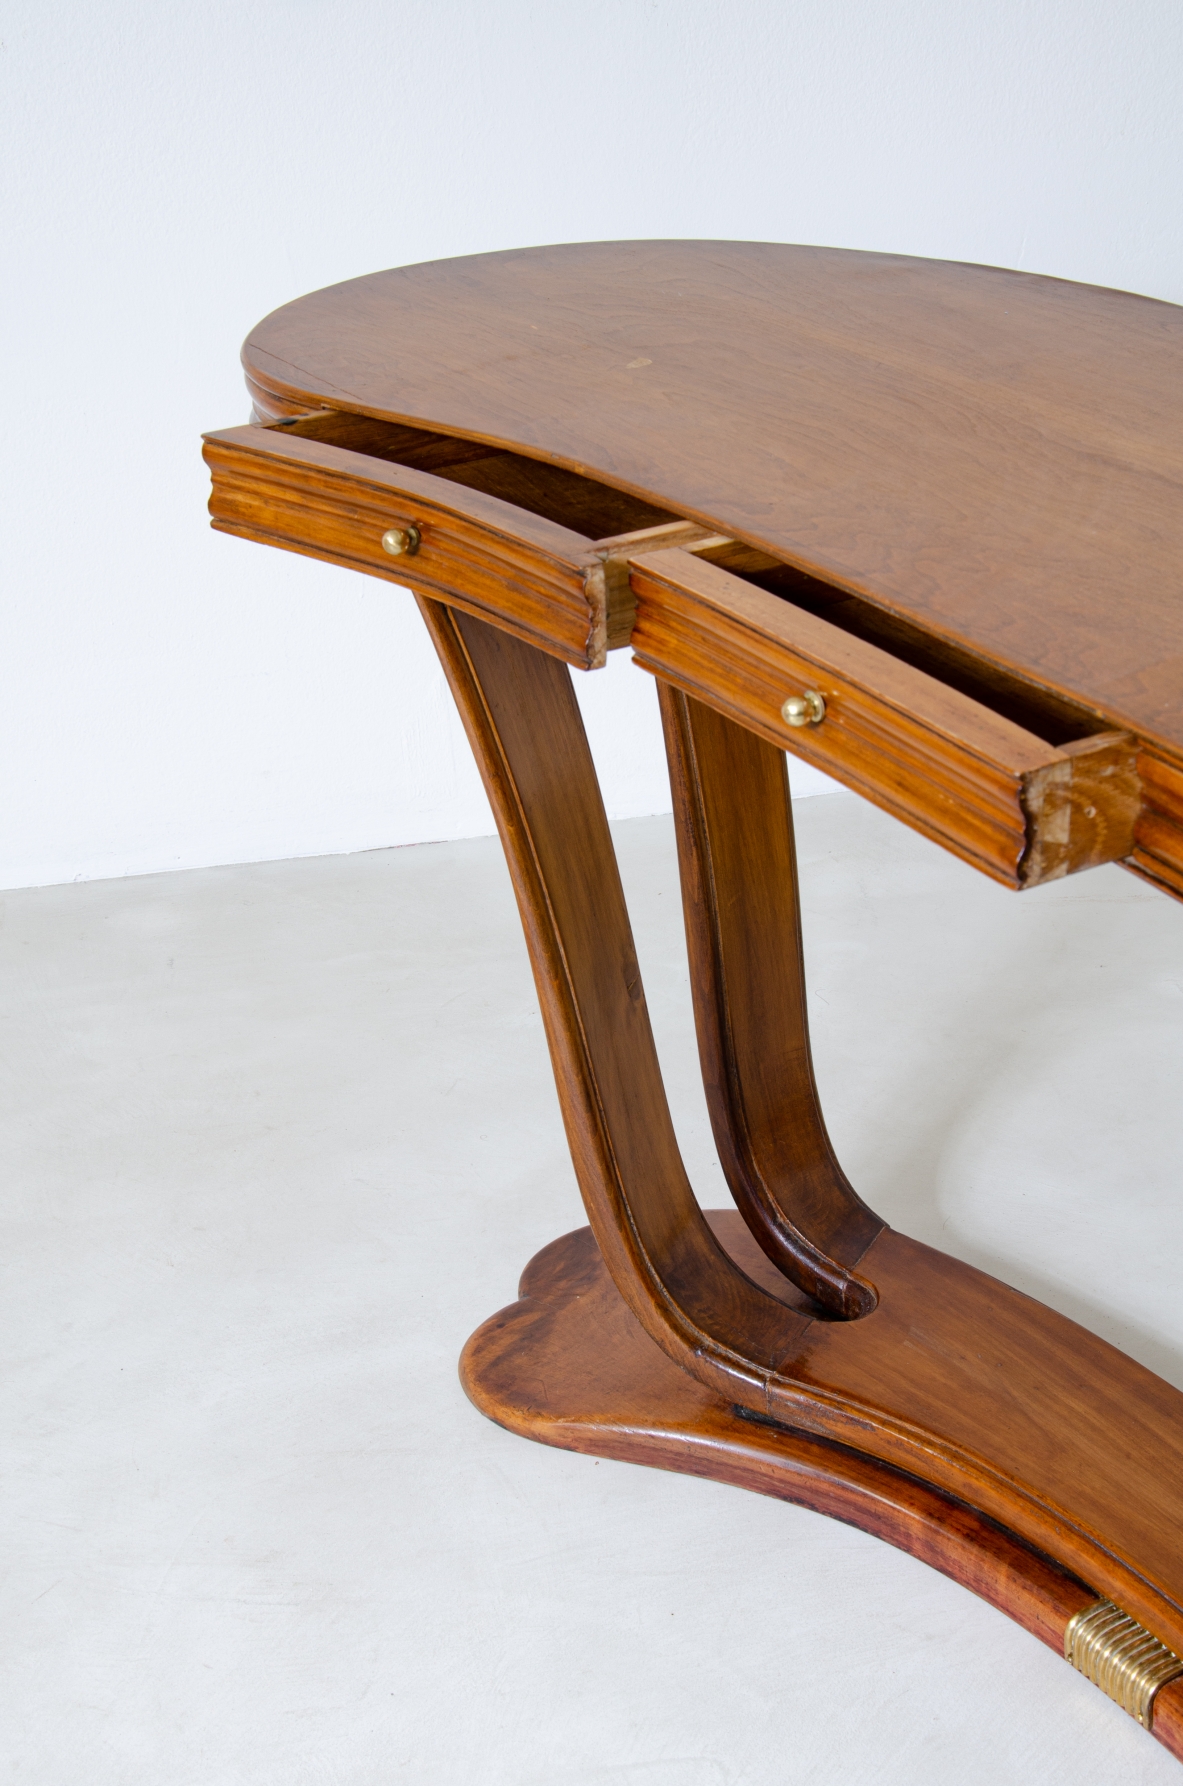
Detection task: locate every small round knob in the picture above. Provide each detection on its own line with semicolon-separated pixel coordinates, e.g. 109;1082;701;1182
381;524;421;557
781;689;826;727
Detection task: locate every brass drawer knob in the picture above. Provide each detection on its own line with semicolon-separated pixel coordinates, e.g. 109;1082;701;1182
381;524;421;557
781;689;826;727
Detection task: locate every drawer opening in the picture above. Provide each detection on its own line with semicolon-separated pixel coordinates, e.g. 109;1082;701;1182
261;409;1115;753
689;537;1107;749
268;409;679;544
626;542;1142;891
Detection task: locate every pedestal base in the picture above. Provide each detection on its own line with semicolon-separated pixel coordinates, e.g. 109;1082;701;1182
461;1209;1183;1761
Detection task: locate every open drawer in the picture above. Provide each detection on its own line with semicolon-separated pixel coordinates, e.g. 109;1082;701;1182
204;411;1143;891
628;545;1141;889
202;415;702;669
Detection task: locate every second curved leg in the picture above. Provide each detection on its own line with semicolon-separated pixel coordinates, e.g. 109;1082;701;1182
659;683;882;1316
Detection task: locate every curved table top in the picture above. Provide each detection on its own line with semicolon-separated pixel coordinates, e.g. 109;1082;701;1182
244;241;1183;753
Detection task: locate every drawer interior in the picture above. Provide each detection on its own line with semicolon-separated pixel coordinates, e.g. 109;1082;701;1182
689;538;1104;748
271;410;678;543
272;410;1109;749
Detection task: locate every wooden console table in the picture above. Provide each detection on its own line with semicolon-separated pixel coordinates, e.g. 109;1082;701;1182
204;242;1183;1760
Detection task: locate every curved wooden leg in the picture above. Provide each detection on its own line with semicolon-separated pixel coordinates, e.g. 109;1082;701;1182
658;682;881;1317
416;597;811;1401
423;597;1183;1742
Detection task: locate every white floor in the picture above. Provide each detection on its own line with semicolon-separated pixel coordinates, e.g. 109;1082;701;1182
4;795;1183;1784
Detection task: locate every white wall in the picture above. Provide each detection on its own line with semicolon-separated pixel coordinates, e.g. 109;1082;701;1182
3;2;1180;890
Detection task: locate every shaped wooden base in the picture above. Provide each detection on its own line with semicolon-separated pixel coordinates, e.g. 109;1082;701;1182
420;600;1183;1764
461;1209;1183;1763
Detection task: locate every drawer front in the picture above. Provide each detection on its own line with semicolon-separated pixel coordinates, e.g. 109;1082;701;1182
629;547;1140;889
203;425;611;667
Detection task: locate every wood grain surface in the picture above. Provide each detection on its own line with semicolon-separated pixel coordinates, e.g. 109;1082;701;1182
241;242;1183;759
203;422;712;668
659;685;884;1314
203;425;616;666
203;408;1144;889
633;546;1141;887
205;253;1183;1761
415;599;1183;1667
460;1211;1183;1765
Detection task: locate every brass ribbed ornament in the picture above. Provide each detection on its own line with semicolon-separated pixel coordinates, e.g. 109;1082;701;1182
1064;1599;1183;1728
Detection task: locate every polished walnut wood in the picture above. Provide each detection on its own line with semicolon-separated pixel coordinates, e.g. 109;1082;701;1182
461;1212;1183;1766
204;242;1183;1762
202;420;1143;888
205;424;624;668
416;603;1183;1663
205;420;719;669
633;544;1140;888
237;242;1183;900
657;684;883;1316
